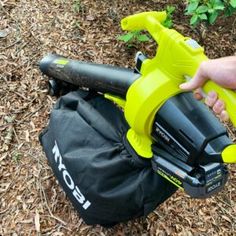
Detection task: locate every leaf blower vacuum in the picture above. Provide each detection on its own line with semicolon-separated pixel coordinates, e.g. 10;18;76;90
39;12;236;226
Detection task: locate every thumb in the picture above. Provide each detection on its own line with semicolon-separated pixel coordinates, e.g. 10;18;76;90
180;72;207;91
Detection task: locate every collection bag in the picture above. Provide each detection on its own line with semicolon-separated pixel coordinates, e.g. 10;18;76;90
39;90;177;226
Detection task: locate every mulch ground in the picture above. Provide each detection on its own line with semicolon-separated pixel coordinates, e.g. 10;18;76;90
0;0;236;235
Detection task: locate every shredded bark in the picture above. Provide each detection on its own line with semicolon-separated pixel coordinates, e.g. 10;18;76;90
0;0;235;235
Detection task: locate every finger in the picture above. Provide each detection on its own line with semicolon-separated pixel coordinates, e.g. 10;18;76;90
205;91;218;107
220;110;229;122
193;88;205;100
180;70;207;91
212;99;225;114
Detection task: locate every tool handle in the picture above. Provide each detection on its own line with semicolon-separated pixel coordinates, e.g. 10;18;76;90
121;11;166;43
122;11;236;128
203;80;236;127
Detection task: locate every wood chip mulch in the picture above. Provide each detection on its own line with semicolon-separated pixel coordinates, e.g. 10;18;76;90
0;0;235;235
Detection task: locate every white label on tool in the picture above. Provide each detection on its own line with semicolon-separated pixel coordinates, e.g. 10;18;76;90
185;39;201;49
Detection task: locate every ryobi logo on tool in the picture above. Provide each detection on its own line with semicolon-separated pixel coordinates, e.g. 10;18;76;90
207;181;221;193
155;122;170;143
52;141;91;210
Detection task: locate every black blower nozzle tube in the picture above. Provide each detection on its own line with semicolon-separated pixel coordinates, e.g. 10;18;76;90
40;54;140;97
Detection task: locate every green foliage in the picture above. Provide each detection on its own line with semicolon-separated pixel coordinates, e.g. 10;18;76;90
118;6;175;46
118;30;151;46
225;0;236;16
186;0;236;26
73;21;81;29
12;151;22;162
72;0;81;13
163;5;176;28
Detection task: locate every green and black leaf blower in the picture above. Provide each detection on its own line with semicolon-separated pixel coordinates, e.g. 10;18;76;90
40;11;236;199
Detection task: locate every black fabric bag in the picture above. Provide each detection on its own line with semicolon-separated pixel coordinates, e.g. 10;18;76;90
39;90;177;226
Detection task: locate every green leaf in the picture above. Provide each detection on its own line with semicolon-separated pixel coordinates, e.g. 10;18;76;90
118;32;134;42
199;13;208;20
213;0;224;9
214;5;225;10
163;5;175;28
132;30;141;37
186;2;199;14
72;0;81;12
190;14;199;25
225;5;236;16
163;19;173;28
196;5;208;13
230;0;236;8
166;5;175;14
208;8;214;13
209;11;219;24
213;0;223;5
137;34;150;42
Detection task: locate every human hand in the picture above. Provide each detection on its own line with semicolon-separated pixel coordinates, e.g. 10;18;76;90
180;56;236;121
